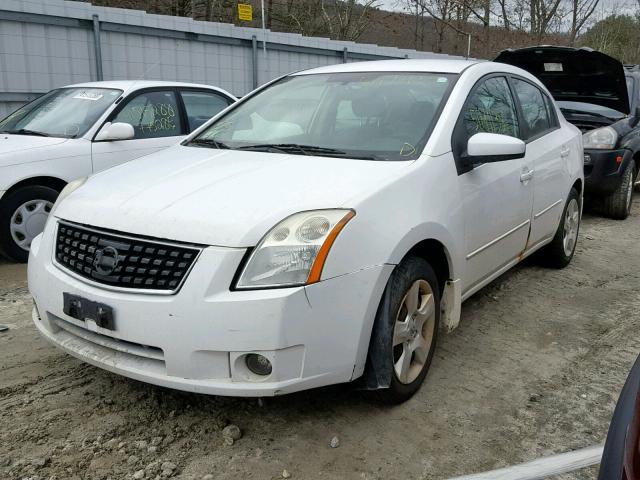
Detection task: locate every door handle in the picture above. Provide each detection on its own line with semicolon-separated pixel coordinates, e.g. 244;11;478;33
520;170;534;183
561;147;570;158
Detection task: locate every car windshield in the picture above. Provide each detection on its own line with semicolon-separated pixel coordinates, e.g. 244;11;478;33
557;101;626;121
0;87;122;138
188;72;457;161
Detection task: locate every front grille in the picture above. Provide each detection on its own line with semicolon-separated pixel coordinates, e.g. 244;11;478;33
55;222;201;293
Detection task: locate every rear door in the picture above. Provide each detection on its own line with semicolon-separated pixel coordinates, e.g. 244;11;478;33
510;76;568;247
455;75;534;293
179;89;234;132
91;89;185;173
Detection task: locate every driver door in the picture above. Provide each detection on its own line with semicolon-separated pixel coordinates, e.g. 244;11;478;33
456;76;534;294
91;89;185;173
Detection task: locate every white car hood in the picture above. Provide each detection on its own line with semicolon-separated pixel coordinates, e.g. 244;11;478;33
55;145;409;247
0;134;69;166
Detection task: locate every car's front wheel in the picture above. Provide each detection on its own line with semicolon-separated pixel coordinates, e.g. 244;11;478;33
603;160;635;220
367;256;440;404
0;185;58;262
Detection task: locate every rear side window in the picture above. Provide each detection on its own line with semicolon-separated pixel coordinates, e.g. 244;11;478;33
113;90;181;139
511;78;553;139
180;90;232;131
460;76;520;142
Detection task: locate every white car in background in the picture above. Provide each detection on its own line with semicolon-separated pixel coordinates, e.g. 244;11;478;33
29;60;583;403
0;81;236;262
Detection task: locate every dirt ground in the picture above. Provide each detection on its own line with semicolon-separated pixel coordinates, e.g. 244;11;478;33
2;199;640;480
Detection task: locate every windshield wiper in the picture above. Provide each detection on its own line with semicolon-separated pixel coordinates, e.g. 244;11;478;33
237;143;347;155
235;143;381;159
188;138;230;149
560;108;621;122
1;128;50;137
238;143;385;160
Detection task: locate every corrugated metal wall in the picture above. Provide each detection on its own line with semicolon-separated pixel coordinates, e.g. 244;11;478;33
0;0;464;117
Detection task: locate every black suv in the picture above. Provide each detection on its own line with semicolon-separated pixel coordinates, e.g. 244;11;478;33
496;46;640;219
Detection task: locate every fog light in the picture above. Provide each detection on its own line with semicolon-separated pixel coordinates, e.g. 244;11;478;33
245;354;272;376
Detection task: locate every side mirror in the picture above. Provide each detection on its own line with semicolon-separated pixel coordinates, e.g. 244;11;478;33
460;133;526;173
95;122;135;141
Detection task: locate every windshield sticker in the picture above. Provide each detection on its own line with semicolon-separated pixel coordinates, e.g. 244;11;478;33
437;77;448;83
64;124;80;137
73;91;104;101
400;143;417;156
544;63;563;72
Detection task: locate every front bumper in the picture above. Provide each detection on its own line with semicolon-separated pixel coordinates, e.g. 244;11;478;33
584;148;633;196
29;220;392;396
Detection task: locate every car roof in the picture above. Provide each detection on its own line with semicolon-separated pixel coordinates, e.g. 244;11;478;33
292;59;481;76
60;80;234;97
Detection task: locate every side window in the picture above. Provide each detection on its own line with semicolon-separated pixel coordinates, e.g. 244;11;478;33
512;78;552;139
461;76;519;144
112;90;181;139
180;90;232;131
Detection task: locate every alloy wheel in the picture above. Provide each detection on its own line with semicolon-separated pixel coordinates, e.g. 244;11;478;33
562;198;580;257
392;279;437;384
626;174;633;212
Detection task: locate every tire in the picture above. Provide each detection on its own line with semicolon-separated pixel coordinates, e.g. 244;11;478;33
0;185;59;262
603;160;635;220
538;187;581;269
368;256;440;404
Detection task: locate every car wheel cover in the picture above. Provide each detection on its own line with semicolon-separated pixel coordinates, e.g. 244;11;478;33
10;199;53;252
562;198;580;257
392;279;436;385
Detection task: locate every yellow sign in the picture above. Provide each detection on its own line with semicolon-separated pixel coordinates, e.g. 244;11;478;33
238;3;253;21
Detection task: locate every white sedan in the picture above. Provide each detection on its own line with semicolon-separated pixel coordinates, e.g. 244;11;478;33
0;81;235;262
28;60;583;403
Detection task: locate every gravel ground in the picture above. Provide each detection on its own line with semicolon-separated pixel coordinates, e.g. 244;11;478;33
1;198;639;480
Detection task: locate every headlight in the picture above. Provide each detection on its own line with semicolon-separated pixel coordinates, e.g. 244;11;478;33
583;126;618;149
49;177;87;217
236;209;355;289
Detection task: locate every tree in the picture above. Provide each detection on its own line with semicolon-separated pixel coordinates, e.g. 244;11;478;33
270;0;381;41
529;0;563;39
321;0;382;41
580;14;640;63
402;0;429;49
568;0;600;44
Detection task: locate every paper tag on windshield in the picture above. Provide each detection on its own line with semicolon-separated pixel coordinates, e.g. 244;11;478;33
544;63;563;72
73;91;103;101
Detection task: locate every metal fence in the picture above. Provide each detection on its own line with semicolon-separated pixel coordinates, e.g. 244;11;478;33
0;0;464;117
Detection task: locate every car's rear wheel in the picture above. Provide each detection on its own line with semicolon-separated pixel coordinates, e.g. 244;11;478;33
603;160;635;220
0;186;58;262
538;187;581;269
368;256;440;404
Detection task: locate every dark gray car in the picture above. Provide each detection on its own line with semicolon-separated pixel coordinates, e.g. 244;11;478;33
496;46;639;219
